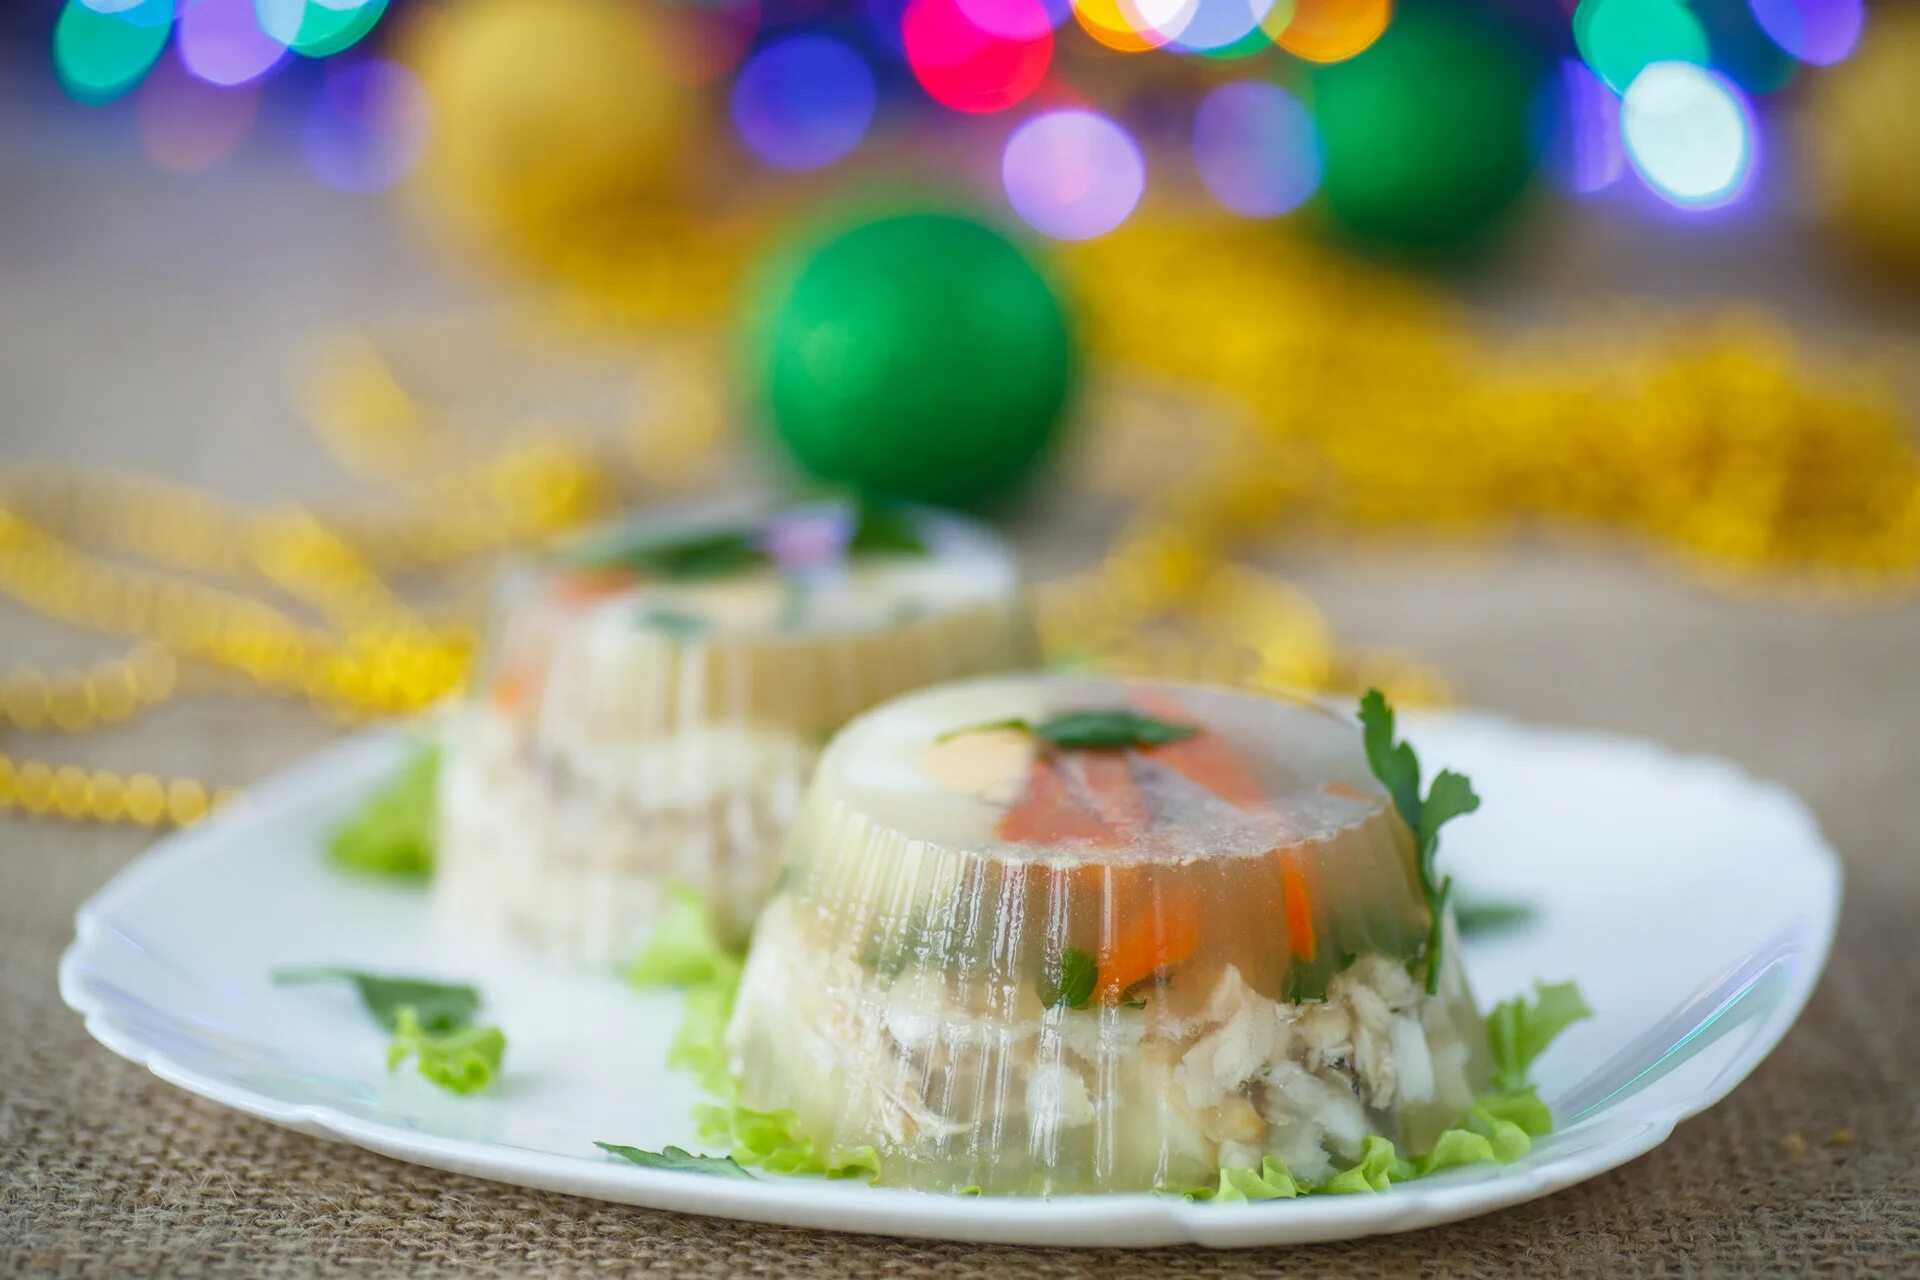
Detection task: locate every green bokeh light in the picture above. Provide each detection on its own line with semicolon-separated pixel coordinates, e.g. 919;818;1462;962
1574;0;1709;93
256;0;391;59
53;0;171;104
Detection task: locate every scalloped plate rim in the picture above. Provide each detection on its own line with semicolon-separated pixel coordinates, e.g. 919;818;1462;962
57;711;1841;1248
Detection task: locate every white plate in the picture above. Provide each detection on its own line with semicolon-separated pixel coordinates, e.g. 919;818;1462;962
59;713;1840;1248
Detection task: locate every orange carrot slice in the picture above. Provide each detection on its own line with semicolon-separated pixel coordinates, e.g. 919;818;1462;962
1097;884;1201;1003
1132;690;1269;811
1280;852;1317;963
553;567;641;606
1070;751;1147;840
997;756;1114;846
1323;780;1373;804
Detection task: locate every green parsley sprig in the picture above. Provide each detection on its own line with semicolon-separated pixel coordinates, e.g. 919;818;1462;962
939;708;1198;751
1356;689;1480;994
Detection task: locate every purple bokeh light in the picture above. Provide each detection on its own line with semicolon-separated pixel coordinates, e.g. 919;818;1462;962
1001;109;1145;241
1548;58;1625;195
954;0;1069;41
180;0;288;86
301;58;431;194
1169;0;1274;54
1747;0;1863;66
730;35;877;172
1191;80;1319;218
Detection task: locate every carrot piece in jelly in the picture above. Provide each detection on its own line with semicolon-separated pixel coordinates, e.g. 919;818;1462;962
1097;885;1201;1003
1132;691;1269;811
997;756;1114;846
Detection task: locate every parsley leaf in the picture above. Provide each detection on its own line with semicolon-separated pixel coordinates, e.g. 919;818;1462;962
939;709;1198;751
594;1142;755;1179
847;502;928;557
1356;689;1480;993
1486;980;1593;1094
1453;898;1535;935
273;967;479;1034
326;746;437;881
1039;946;1098;1009
386;1007;505;1094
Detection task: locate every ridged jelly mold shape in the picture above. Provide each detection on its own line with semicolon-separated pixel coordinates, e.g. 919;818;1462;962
434;502;1036;968
728;675;1494;1194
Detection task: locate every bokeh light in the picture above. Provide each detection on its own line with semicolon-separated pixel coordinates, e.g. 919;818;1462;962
78;0;170;23
138;49;260;174
956;0;1068;41
1574;0;1709;93
180;0;289;87
1545;58;1624;195
1192;80;1319;217
1170;0;1275;55
904;0;1053;114
730;35;876;172
1698;0;1798;96
54;0;171;103
256;0;390;59
302;58;432;193
1268;0;1391;64
1748;0;1863;66
1001;108;1144;239
1072;0;1175;53
1621;61;1756;210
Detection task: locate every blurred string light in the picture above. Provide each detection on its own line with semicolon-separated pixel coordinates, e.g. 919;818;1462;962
903;0;1052;113
1573;0;1708;93
302;58;431;193
956;0;1071;40
1271;0;1390;63
1546;57;1624;194
1001;108;1143;239
1073;0;1179;52
1191;81;1319;216
180;0;290;86
1167;0;1274;55
138;47;261;174
1621;61;1756;210
730;34;876;171
1748;0;1863;66
256;0;390;59
53;0;171;103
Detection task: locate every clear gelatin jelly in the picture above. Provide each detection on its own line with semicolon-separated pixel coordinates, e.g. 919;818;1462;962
727;675;1493;1194
434;500;1035;968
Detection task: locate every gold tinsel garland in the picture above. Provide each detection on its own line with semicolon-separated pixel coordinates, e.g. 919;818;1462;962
4;208;1917;825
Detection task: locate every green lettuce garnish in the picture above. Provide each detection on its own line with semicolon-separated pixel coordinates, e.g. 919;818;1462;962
693;1103;881;1181
594;1142;754;1179
275;965;505;1095
627;884;742;991
1213;1158;1302;1202
1357;689;1480;993
327;746;438;880
386;1008;505;1094
1487;980;1594;1094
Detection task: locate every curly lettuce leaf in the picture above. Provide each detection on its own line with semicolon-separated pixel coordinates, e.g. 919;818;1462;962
594;1142;753;1179
1487;980;1593;1094
386;1006;505;1094
1213;1158;1302;1202
1319;1135;1412;1194
627;884;743;991
693;1103;880;1182
327;746;438;880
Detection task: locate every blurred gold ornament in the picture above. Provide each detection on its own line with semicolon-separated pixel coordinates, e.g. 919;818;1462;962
1806;5;1920;288
401;0;702;258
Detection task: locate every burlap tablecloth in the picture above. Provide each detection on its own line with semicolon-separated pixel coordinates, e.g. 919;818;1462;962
3;97;1919;1278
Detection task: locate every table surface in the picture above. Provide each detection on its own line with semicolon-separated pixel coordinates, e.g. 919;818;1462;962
3;88;1918;1278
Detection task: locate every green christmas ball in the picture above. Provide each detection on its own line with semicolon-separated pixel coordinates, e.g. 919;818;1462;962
1312;5;1542;250
743;210;1075;509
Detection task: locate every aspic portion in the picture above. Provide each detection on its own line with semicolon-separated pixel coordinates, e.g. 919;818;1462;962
726;676;1494;1195
434;500;1036;968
